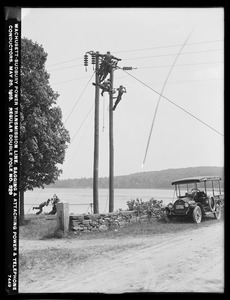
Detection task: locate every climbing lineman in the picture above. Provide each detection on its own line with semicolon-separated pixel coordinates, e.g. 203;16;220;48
98;51;121;82
92;78;116;97
112;85;127;111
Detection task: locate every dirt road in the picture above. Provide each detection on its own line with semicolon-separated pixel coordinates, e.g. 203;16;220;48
19;221;224;293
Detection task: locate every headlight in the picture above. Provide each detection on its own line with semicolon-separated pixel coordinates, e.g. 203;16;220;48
184;202;189;208
168;203;174;209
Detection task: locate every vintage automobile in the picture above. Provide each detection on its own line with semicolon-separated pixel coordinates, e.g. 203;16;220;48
163;176;224;224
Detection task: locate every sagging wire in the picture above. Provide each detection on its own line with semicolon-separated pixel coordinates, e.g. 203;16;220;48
142;30;194;169
64;71;95;125
64;106;94;173
120;55;223;169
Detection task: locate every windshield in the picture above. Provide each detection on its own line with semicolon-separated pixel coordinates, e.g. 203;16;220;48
175;180;221;197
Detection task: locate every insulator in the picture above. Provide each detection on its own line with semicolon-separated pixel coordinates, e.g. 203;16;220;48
84;54;88;71
91;52;96;65
123;67;132;70
84;54;88;66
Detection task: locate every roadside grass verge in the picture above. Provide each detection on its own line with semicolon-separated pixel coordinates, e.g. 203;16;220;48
20;207;224;241
74;212;224;240
19;214;59;240
19;247;89;274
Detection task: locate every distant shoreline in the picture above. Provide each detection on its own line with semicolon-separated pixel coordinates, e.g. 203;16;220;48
44;166;224;190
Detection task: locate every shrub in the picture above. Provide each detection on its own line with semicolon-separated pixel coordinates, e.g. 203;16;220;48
127;198;164;221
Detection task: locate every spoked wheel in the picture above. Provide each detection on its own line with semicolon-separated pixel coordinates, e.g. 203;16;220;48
214;204;221;220
208;197;216;212
192;206;202;224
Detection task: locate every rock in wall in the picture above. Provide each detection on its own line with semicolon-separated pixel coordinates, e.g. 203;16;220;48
69;211;138;233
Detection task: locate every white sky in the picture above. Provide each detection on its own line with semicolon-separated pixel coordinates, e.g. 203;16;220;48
21;7;224;179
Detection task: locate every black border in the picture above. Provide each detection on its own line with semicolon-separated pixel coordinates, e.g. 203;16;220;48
4;6;21;296
2;4;228;298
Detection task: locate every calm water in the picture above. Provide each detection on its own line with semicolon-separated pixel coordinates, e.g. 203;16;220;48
24;188;176;215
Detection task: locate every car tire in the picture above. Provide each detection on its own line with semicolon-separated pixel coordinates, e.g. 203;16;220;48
208;197;216;212
192;206;202;224
214;203;221;220
163;209;172;223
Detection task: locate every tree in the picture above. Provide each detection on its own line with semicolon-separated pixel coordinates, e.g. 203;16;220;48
20;38;70;223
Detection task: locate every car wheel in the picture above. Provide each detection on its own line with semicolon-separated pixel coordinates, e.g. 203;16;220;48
208;197;216;212
192;206;202;224
163;209;172;223
214;204;221;220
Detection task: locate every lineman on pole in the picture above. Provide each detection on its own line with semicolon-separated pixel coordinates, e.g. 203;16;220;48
92;79;116;97
98;51;121;82
112;85;127;111
100;78;112;97
92;78;114;96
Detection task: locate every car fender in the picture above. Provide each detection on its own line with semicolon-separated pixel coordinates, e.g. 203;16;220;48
187;199;196;208
192;202;205;214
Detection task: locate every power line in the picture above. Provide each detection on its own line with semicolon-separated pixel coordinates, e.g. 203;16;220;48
121;69;224;137
125;77;223;87
122;49;223;61
48;63;83;72
71;104;95;144
46;56;82;67
142;31;192;168
137;61;223;69
64;71;95;125
50;62;223;86
47;49;222;72
51;75;91;85
47;49;222;73
64;106;94;173
49;60;223;82
45;39;223;71
114;39;223;54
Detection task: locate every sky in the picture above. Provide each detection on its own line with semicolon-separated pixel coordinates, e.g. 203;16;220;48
21;7;224;180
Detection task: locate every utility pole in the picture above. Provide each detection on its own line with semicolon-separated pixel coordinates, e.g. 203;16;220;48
84;52;128;214
109;66;114;212
93;51;100;214
85;51;100;214
108;66;134;212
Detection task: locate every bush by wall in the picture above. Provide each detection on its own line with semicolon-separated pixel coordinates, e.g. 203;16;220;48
127;198;164;220
69;198;165;233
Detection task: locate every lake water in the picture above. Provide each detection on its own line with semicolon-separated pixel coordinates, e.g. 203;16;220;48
24;188;176;215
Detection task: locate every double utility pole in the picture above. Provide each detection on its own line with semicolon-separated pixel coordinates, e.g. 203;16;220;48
86;51;115;214
85;51;132;214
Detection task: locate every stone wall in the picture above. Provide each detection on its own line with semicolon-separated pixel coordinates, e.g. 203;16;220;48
69;210;139;233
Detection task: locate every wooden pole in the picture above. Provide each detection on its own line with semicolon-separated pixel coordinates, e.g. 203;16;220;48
109;66;114;212
93;52;100;214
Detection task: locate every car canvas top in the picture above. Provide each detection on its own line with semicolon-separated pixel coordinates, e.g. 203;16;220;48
171;176;221;185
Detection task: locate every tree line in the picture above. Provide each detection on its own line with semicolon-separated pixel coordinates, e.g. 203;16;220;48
46;166;224;189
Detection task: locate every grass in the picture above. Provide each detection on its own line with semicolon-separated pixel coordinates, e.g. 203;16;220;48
19;247;90;273
75;212;223;240
20;207;224;241
19;214;60;240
